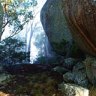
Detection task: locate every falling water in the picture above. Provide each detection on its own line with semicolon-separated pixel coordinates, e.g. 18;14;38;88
25;0;54;63
44;36;53;58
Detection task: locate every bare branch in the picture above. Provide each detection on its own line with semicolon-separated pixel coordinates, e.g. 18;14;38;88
2;20;10;28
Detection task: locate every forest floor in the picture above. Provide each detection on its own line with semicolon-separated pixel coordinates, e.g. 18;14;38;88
0;64;96;96
0;69;64;96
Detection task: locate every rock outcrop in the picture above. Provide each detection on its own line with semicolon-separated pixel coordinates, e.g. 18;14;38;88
84;56;96;84
52;58;89;87
59;83;89;96
63;0;96;56
41;0;85;58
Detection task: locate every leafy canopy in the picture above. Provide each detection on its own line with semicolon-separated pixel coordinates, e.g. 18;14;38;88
0;0;37;39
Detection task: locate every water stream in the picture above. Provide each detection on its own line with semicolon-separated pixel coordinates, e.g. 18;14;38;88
26;0;54;63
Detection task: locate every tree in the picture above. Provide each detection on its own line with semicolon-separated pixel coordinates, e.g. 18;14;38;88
0;0;37;40
0;2;3;40
0;38;29;65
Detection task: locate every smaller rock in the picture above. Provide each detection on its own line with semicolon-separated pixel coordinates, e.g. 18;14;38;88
73;62;85;71
73;71;88;87
59;83;89;96
84;56;96;84
53;66;68;74
63;58;77;70
0;66;4;73
63;63;88;87
63;72;74;83
0;73;11;84
0;91;13;96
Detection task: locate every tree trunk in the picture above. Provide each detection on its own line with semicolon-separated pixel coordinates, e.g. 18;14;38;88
0;3;4;40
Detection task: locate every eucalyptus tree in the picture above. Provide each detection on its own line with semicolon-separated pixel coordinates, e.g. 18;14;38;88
0;0;37;40
0;38;28;65
0;2;3;40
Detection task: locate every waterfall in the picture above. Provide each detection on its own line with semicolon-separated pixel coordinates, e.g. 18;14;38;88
25;0;54;63
26;21;54;63
25;21;33;53
44;35;54;58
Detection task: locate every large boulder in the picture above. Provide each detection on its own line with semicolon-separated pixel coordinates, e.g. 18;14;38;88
40;0;73;56
63;0;96;56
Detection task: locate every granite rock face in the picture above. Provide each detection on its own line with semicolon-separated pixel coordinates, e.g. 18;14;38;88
84;56;96;84
40;0;73;56
40;0;85;58
63;0;96;56
59;83;89;96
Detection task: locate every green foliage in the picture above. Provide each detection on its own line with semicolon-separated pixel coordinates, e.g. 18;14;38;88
0;0;37;37
71;42;79;55
35;56;46;64
0;38;29;65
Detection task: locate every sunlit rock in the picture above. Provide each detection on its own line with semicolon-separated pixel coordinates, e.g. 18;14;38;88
0;92;12;96
59;83;89;96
